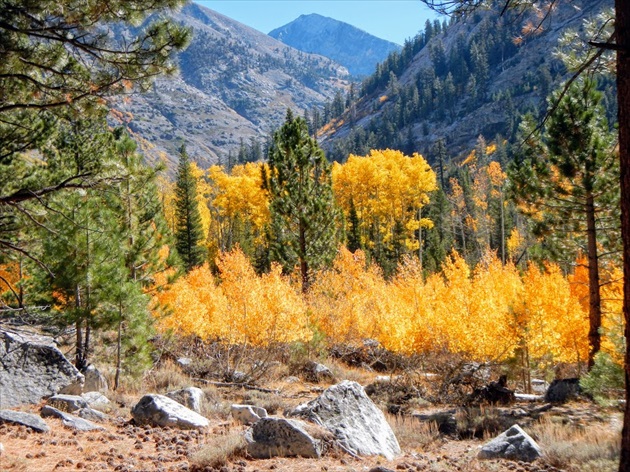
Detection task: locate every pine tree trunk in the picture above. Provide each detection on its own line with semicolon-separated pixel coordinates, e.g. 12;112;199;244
585;193;602;369
115;306;122;391
75;284;86;370
300;218;309;293
617;2;630;470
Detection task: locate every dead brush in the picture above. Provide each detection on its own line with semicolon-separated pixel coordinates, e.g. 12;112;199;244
530;416;620;471
142;359;190;393
240;389;290;415
189;432;247;471
387;413;441;450
455;406;505;439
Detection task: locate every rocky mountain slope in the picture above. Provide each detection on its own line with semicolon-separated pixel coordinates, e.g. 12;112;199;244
117;3;349;168
269;14;401;78
320;0;614;162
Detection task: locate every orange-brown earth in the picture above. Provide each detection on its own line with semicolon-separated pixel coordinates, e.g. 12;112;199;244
0;391;620;472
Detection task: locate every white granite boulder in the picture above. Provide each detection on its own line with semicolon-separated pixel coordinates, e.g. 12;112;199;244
244;417;322;459
0;409;50;433
231;404;268;425
41;405;105;431
81;391;110;409
166;387;204;413
47;394;89;412
131;394;209;430
83;365;109;393
289;380;401;460
478;424;542;462
0;328;84;408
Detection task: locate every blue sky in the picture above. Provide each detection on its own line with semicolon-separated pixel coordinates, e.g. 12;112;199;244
194;1;441;45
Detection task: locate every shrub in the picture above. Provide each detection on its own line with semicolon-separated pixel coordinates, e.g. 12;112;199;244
580;352;624;406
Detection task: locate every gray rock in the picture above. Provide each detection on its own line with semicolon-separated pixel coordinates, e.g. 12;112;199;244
478;424;542;462
303;361;335;383
545;378;581;403
76;407;108;422
531;379;549;394
83;365;108;393
177;357;192;367
165;387;204;413
81;391;110;408
0;409;50;432
514;393;543;402
41;405;105;431
0;328;84;408
289;380;401;460
244;417;322;459
231;404;268;425
131;394;209;430
47;394;89;412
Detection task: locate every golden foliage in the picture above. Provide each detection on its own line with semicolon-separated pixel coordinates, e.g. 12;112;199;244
207;163;270;232
308;248;597;364
332;149;437;250
569;255;624;363
515;262;589;365
154;247;309;346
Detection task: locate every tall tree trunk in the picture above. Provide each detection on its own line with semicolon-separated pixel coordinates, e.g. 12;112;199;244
299;218;309;293
75;284;86;370
500;190;505;264
418;207;423;270
585;193;602;369
617;2;630;470
115;304;123;391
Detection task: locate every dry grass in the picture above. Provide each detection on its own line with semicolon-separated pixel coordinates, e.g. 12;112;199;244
189;431;247;470
239;389;292;416
530;416;621;471
387;413;441;450
326;358;375;385
142;359;191;393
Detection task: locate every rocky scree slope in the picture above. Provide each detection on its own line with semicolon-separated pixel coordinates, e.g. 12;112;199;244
116;3;349;169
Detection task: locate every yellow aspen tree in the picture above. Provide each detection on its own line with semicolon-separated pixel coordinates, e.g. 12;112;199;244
333;149;436;265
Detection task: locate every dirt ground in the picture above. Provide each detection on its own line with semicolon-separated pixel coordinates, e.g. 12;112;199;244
0;413;541;472
0;392;618;472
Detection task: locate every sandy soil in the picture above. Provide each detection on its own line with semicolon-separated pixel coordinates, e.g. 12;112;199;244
0;400;570;472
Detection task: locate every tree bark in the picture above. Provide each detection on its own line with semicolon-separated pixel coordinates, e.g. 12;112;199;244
585;193;602;369
299;218;309;293
617;1;630;470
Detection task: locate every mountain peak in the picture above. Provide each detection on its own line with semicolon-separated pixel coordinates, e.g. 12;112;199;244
269;15;400;77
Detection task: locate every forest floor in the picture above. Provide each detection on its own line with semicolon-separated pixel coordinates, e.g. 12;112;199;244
0;373;622;472
0;334;624;472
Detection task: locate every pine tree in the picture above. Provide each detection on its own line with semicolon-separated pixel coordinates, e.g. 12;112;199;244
509;79;619;368
0;0;190;236
174;145;206;272
108;129;177;387
265;109;339;292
